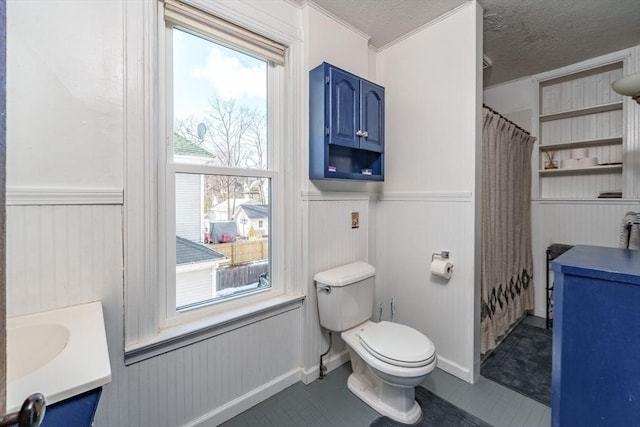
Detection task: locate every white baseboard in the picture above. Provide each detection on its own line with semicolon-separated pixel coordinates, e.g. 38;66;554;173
183;368;301;427
300;350;350;385
181;351;467;426
436;355;471;383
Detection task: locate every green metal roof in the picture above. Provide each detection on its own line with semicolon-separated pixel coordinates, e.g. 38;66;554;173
173;133;214;158
176;236;226;265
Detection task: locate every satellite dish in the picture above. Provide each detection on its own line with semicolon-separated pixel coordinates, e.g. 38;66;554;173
197;123;207;140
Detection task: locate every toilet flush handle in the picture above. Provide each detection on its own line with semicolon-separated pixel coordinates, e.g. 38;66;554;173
317;285;332;294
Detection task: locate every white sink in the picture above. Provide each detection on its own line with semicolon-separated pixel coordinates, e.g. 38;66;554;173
7;302;112;412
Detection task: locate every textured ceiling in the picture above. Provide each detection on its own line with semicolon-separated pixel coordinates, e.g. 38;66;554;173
310;0;468;48
309;0;640;87
482;0;640;86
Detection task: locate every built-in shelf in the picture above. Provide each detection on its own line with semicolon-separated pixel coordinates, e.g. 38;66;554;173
539;164;622;176
539;101;623;122
537;60;625;200
539;136;623;152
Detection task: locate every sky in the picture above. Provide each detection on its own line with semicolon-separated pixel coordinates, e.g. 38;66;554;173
173;28;267;124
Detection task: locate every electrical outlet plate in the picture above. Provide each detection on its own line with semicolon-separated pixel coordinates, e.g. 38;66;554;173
351;212;359;229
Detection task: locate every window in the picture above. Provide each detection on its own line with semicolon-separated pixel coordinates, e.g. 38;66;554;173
159;0;288;325
169;28;272;311
124;0;303;363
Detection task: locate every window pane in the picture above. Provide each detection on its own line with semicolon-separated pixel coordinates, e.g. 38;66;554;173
175;173;270;309
173;28;268;169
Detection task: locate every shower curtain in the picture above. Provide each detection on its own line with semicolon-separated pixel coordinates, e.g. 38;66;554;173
481;107;537;354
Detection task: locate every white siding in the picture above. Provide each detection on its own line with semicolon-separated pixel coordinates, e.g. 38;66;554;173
176;265;215;307
176;173;203;242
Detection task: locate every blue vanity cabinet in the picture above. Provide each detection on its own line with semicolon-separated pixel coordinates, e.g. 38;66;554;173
309;62;385;181
550;245;640;427
41;388;102;427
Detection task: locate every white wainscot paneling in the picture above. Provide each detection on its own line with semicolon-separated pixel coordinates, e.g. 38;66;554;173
531;200;640;317
6;204;123;317
540;172;623;199
302;197;370;381
375;196;476;382
6;203;125;423
7;204;303;426
110;308;301;427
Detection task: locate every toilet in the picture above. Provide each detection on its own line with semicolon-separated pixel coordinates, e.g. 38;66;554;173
314;262;436;424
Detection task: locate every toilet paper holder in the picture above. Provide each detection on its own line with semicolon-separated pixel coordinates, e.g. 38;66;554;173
431;250;450;261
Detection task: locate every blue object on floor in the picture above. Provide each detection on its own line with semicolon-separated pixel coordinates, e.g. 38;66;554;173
41;387;102;427
481;322;552;406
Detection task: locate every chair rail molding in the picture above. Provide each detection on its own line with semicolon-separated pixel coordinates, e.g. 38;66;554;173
378;192;473;202
6;188;124;205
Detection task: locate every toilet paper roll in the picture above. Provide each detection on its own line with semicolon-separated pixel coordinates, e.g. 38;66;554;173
577;157;597;167
570;148;588;159
560;158;580;169
431;259;453;279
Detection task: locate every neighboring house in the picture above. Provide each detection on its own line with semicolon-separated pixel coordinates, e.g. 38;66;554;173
175;236;227;308
174;134;215;242
235;204;269;238
209;198;258;222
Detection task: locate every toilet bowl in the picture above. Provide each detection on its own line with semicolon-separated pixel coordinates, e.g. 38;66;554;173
342;320;436;424
314;262;437;424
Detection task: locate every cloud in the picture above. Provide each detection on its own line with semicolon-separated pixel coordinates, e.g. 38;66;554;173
194;46;266;100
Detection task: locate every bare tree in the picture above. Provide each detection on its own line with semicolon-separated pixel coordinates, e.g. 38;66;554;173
246;110;267;204
202;96;264;218
175;95;267;219
174;115;203;145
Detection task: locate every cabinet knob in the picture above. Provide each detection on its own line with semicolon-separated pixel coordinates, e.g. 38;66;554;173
355;130;369;138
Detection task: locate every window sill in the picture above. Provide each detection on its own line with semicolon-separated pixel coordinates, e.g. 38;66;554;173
124;293;305;365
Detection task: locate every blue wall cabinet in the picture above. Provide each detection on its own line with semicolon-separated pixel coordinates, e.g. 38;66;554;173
550;245;640;427
309;62;385;181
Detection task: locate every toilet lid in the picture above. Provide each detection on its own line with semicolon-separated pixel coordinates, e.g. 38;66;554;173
359;321;435;368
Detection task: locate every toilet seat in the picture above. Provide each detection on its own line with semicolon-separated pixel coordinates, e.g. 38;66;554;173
358;321;435;368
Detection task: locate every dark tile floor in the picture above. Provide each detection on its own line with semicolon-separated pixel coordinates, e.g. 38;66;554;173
222;316;550;427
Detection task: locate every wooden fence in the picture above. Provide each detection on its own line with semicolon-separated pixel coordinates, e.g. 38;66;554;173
216;262;268;291
211;238;269;266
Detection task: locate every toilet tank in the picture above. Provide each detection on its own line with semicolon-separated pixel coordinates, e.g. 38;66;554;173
314;262;376;332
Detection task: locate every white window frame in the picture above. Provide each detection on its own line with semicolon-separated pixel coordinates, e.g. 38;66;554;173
123;0;304;365
161;23;281;326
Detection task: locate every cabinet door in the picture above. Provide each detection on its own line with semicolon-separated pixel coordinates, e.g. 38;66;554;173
360;80;384;153
329;67;360;148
